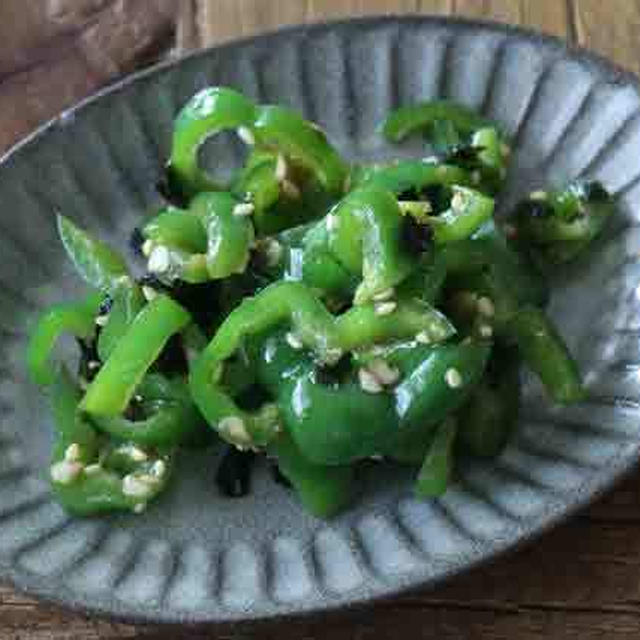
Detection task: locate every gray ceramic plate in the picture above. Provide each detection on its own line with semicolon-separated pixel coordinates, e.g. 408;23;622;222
1;15;640;624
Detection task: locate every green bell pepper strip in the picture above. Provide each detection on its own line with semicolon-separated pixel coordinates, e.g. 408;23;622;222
502;307;583;405
49;368;173;515
268;432;355;518
27;292;103;385
189;281;457;449
427;186;495;244
511;181;615;263
97;281;145;362
57;215;129;292
190;192;254;279
415;417;457;497
252;105;347;195
383;100;496;142
457;348;521;458
327;186;416;304
81;295;191;417
352;160;471;195
90;375;204;447
142;206;207;254
167;87;257;197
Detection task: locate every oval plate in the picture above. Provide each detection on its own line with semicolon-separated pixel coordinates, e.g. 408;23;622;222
1;15;640;624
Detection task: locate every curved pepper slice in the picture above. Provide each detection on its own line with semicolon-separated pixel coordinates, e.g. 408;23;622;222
49;368;172;516
57;215;129;292
90;375;204;447
81;295;191;416
252;105;347;196
27;292;103;385
167;87;257;197
189;281;457;449
142;206;207;254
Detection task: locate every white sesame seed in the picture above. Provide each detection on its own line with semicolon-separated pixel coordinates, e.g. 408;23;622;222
358;368;383;394
132;502;147;514
264;238;282;267
95;314;109;327
142;285;158;301
236;126;255;146
50;460;83;485
275;154;288;182
122;474;154;498
374;301;397;316
500;143;511;158
151;460;167;478
367;358;400;386
141;239;154;257
232;202;255;217
415;330;432;344
281;179;301;200
64;443;81;462
529;190;548;201
451;189;467;212
148;245;171;274
445;367;463;389
471;170;482;185
326;214;339;232
84;464;101;476
479;324;493;339
477;296;495;317
219;416;252;445
372;287;395;302
286;331;304;350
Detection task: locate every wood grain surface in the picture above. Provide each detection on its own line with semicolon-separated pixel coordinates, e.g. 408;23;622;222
2;1;640;638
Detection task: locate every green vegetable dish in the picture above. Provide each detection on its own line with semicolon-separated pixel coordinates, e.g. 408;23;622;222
28;88;615;518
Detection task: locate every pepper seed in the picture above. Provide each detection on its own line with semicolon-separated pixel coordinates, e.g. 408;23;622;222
478;323;493;339
236;126;255;146
232;202;255;217
415;330;432;344
367;358;400;386
275;154;288;181
64;443;81;462
142;285;158;301
141;239;154;257
372;287;395;302
286;331;304;350
219;416;252;446
122;474;154;499
148;245;171;274
477;296;495;317
50;460;83;485
358;368;383;394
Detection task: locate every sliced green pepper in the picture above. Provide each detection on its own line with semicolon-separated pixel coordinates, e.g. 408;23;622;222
415;417;457;497
81;295;191;416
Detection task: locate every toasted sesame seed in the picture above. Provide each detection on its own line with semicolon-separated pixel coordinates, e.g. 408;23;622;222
50;460;83;485
151;460;166;478
148;245;171;274
375;301;397;316
281;179;301;200
477;296;495;317
84;464;101;476
64;443;81;462
326;214;339;232
445;367;463;388
132;502;147;514
358;368;383;394
219;416;252;445
232;202;255;217
141;239;154;257
95;314;109;327
415;330;432;344
451;189;467;212
372;287;395;302
529;190;548;201
237;126;255;146
286;331;304;350
275;154;288;181
122;474;154;498
367;358;400;386
263;238;283;267
142;285;158;301
479;324;493;339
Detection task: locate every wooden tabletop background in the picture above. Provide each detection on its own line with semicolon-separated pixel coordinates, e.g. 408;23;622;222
2;1;640;638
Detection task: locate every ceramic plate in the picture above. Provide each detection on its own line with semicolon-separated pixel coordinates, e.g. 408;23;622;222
1;16;640;624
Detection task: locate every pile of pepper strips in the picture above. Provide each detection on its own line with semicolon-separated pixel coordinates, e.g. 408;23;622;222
27;87;615;517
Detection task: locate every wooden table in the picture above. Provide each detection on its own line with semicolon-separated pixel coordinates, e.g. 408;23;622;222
2;2;640;638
